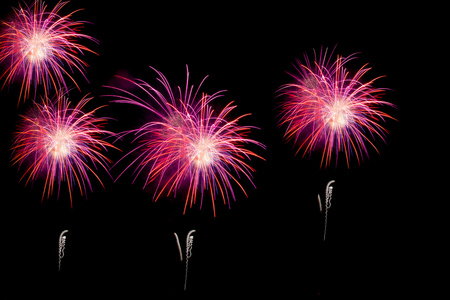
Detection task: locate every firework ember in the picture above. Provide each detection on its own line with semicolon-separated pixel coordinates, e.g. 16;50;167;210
277;47;396;167
0;0;97;102
11;93;116;206
107;66;265;216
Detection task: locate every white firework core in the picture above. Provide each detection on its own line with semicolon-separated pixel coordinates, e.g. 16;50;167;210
22;31;50;63
189;136;217;167
323;97;353;129
46;128;74;159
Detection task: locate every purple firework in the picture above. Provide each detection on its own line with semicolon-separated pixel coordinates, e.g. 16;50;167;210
277;47;396;167
107;66;265;216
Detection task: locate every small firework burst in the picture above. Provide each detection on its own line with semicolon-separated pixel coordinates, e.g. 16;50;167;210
277;47;396;167
11;93;117;206
107;66;265;216
0;0;97;102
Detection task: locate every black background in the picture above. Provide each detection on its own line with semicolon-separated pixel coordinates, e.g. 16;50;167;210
0;1;441;298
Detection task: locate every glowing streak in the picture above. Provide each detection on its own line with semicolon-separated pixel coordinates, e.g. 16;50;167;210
317;194;322;212
174;232;183;262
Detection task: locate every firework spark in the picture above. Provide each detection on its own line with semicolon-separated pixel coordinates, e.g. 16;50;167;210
0;0;97;102
107;66;265;216
11;93;117;206
277;47;396;167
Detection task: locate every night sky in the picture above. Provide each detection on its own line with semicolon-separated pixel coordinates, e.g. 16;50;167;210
0;1;439;298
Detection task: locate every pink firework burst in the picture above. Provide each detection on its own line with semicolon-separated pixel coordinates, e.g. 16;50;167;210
277;47;396;168
107;66;265;216
0;0;97;103
11;93;117;207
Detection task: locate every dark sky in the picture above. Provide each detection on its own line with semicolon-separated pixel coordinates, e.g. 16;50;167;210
0;1;439;298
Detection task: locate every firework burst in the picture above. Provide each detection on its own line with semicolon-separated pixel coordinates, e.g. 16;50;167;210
0;0;97;103
11;93;117;207
277;47;396;167
107;66;265;216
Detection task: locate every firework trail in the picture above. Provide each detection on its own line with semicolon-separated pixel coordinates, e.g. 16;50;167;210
277;47;396;167
11;93;117;207
106;66;265;216
0;0;97;103
58;229;68;271
184;229;195;291
173;229;197;291
318;180;335;241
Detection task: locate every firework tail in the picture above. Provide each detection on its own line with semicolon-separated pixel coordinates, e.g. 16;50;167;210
58;229;68;271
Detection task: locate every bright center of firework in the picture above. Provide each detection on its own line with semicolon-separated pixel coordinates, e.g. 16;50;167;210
47;129;73;159
324;98;352;129
23;32;50;62
190;137;217;167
